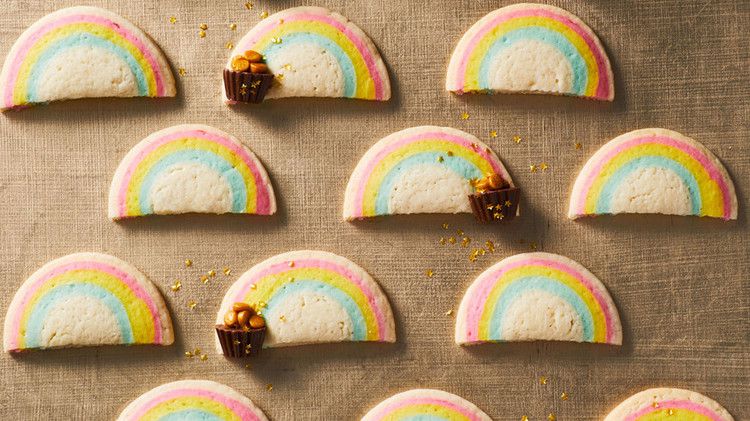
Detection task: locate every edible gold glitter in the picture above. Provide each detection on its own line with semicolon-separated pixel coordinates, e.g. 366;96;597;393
512;135;522;144
460;112;470;120
489;130;498;138
198;30;206;38
505;200;512;207
250;284;257;290
652;402;660;408
245;364;252;369
185;351;193;358
169;16;177;24
529;164;538;173
260;10;269;18
194;348;201;355
233;340;241;345
258;301;268;308
244;2;253;10
283;63;292;70
425;269;434;278
185;259;193;267
199;23;208;30
226;42;234;50
200;275;209;284
188;301;197;310
448;237;456;244
456;229;464;236
437;156;444;163
199;354;208;361
521;417;529;421
548;414;556;421
229;23;237;30
445;309;454;316
245;344;252;353
667;409;675;415
209;270;216;278
439;237;447;245
470;143;479;150
561;392;569;401
493;212;504;220
275;73;285;81
540;376;548;385
574;142;582;149
442;223;449;230
223;267;231;275
540;162;549;171
279;315;286;321
171;281;182;292
271;37;282;44
266;384;273;391
485;240;495;253
279;19;285;24
178;68;186;76
530;241;538;250
461;237;471;247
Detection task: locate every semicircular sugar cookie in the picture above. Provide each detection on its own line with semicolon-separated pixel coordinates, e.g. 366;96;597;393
343;126;513;220
446;3;614;101
225;6;390;102
361;389;493;421
0;6;176;111
108;124;277;219
3;252;174;352
604;388;734;421
117;380;269;421
455;252;622;345
568;128;738;220
216;250;396;350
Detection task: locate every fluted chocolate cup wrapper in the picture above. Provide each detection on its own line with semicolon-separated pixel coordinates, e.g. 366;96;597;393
223;69;273;104
468;187;520;223
215;325;266;357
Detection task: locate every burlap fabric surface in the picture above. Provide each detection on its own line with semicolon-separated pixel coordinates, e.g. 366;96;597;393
0;1;747;419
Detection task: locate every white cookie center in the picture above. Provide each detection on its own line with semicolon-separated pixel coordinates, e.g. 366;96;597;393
149;162;233;215
487;39;573;94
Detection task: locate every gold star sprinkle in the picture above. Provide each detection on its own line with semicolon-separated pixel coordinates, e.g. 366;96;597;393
445;309;454;316
288;261;295;267
548;414;556;421
266;384;273;391
448;237;456;244
470;143;479;150
188;301;197;310
223;267;231;275
461;237;471;247
521;417;529;421
184;351;193;358
244;2;253;9
279;19;285;24
194;348;201;355
540;162;549;171
439;237;447;245
561;392;569;401
169;16;177;24
226;42;234;50
485;240;495;253
493;212;504;220
460;112;470;120
185;259;193;267
178;68;186;76
208;270;216;278
530;242;538;250
271;37;282;44
245;364;252;369
456;229;464;236
260;10;269;19
250;284;257;290
512;135;523;144
171;280;182;292
229;23;237;30
530;164;538;173
200;275;209;284
442;223;449;230
199;354;208;361
282;63;292;70
489;130;498;138
258;301;267;308
652;402;660;408
437;156;444;163
574;142;582;150
540;376;548;385
505;200;512;207
199;23;208;30
279;315;286;322
667;409;675;416
198;30;206;38
425;269;434;278
446;151;454;157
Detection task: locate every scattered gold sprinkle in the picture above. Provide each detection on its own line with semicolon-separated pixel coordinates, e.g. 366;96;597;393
185;259;193;267
223;267;231;275
548;414;556;421
260;10;269;19
574;142;582;149
266;384;273;391
493;212;504;220
470;143;479;150
169;16;177;24
233;340;241;345
245;364;252;369
485;240;495;253
171;280;182;292
448;237;456;244
489;130;498;138
446;151;454;157
456;229;464;236
199;23;208;30
667;409;675;416
194;348;201;355
188;301;197;310
198;30;206;38
229;23;237;30
460;112;470;120
250;284;257;290
245;344;253;354
425;269;434;278
271;37;282;44
278;19;285;24
442;223;449;230
288;261;295;268
512;135;523;144
505;200;512;207
437;156;444;163
178;67;186;76
200;275;209;284
530;241;538;250
258;301;267;308
279;315;286;322
439;237;447;245
540;162;549;171
461;237;471;247
445;309;454;316
208;270;216;278
185;351;193;358
226;42;234;50
530;164;538;173
652;402;660;408
561;392;569;401
275;73;285;81
199;354;208;361
244;2;253;9
540;376;548;385
521;417;529;421
282;63;292;70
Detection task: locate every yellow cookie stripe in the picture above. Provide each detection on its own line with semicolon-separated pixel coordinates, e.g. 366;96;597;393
139;397;241;421
250;20;375;99
380;404;473;421
464;16;598;95
361;139;496;216
637;408;713;421
125;137;258;216
19;269;155;348
479;265;607;343
243;267;380;341
584;143;724;217
14;22;157;104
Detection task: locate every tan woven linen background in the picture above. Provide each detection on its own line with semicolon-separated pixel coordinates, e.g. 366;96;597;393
0;0;747;419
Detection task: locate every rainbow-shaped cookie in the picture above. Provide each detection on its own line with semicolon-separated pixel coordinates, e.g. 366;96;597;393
217;250;395;350
361;389;492;421
108;124;276;219
456;252;621;345
446;3;614;101
226;6;390;102
569;128;737;220
3;253;173;352
604;388;734;421
0;6;175;110
343;126;512;220
117;380;268;421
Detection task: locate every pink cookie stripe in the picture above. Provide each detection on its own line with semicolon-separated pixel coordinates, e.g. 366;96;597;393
116;130;271;217
624;400;726;421
234;259;389;341
455;8;610;98
575;136;733;219
4;14;165;107
367;397;484;421
239;12;385;100
464;257;615;343
8;261;163;349
126;388;261;420
352;131;506;217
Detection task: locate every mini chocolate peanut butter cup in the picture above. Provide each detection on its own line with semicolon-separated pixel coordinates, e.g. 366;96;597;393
468;174;520;223
223;69;273;104
216;302;267;357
